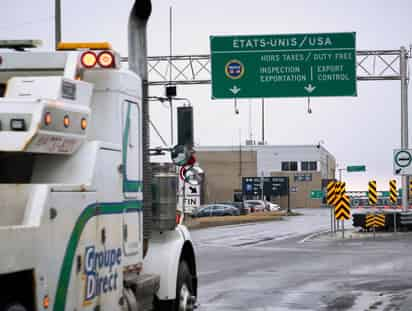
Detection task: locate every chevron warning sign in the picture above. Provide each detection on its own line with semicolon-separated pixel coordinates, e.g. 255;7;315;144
326;181;336;205
375;214;385;227
335;194;351;220
368;180;377;205
409;179;412;196
332;182;342;206
365;214;385;228
340;182;346;195
389;179;397;204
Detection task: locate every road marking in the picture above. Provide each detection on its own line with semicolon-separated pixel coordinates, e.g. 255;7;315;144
298;229;331;244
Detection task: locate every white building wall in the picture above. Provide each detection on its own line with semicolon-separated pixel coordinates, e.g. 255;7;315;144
256;145;324;175
196;144;336;179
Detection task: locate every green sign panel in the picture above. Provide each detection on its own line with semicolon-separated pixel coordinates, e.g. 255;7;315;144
347;165;366;172
310;190;323;199
381;191;390;198
210;32;356;99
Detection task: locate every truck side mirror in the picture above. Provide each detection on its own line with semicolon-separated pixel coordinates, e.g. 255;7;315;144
183;166;204;186
177;106;193;148
171;145;190;166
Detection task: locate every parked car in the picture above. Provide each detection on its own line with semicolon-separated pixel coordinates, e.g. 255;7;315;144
218;201;250;215
266;202;280;211
244;200;266;212
193;204;240;217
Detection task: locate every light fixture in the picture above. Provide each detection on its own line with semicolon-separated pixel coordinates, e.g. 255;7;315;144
81;118;87;130
97;51;115;68
44;112;52;126
80;51;97;68
63;115;70;128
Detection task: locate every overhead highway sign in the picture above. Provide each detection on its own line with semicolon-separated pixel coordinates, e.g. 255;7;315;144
210;32;357;99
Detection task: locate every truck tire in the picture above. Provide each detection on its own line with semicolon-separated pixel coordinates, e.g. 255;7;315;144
153;260;196;311
1;302;27;311
175;261;196;311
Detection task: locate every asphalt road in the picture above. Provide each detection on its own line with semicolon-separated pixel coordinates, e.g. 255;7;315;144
191;208;412;311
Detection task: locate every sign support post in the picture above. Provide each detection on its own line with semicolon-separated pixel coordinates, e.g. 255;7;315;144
287;177;291;214
400;46;409;212
390;179;398;233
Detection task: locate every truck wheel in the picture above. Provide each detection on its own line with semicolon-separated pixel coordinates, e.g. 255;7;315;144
176;261;195;311
1;302;27;311
153;261;196;311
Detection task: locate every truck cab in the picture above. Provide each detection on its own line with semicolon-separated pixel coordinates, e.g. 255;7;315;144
0;39;197;311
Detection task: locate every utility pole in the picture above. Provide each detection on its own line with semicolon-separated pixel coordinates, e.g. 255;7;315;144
55;0;61;49
400;46;409;211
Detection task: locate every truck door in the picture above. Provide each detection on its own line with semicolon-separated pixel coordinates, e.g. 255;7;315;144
121;100;142;258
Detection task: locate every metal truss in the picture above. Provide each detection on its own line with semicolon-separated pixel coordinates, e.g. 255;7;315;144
356;50;404;81
121;49;407;85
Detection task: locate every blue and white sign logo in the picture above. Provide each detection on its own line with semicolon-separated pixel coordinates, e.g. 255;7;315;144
83;246;122;305
246;183;253;192
225;59;244;80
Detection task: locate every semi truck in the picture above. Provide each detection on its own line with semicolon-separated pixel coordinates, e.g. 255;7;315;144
0;0;198;310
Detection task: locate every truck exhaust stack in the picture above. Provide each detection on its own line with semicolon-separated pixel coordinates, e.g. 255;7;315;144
128;0;152;244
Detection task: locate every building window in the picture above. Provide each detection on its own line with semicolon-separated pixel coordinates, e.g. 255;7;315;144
301;161;317;171
294;173;312;182
281;161;298;171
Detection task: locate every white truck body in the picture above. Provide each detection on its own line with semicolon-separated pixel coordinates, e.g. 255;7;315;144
0;45;197;311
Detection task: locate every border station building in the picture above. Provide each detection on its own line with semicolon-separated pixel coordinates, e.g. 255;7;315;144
196;144;336;209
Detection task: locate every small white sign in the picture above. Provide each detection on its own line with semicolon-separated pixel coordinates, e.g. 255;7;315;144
394;149;412;175
185;185;200;196
178;195;200;214
177;179;201;214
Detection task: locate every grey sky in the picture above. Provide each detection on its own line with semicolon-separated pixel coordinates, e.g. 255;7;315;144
1;0;412;190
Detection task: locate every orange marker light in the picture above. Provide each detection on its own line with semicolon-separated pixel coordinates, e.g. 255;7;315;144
43;295;49;309
44;112;52;126
81;51;97;68
97;51;115;68
63;115;70;128
81;118;87;130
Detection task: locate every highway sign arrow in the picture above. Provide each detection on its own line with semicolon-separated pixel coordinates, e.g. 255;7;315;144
229;85;241;95
304;84;316;94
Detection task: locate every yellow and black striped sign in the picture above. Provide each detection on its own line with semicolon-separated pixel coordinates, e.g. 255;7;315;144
389;179;397;204
326;181;336;205
335;194;351;220
340;182;346;195
409;179;412;195
365;214;385;228
333;181;342;206
368;180;377;205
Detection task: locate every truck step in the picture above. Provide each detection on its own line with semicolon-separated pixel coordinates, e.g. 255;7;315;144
124;273;160;311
